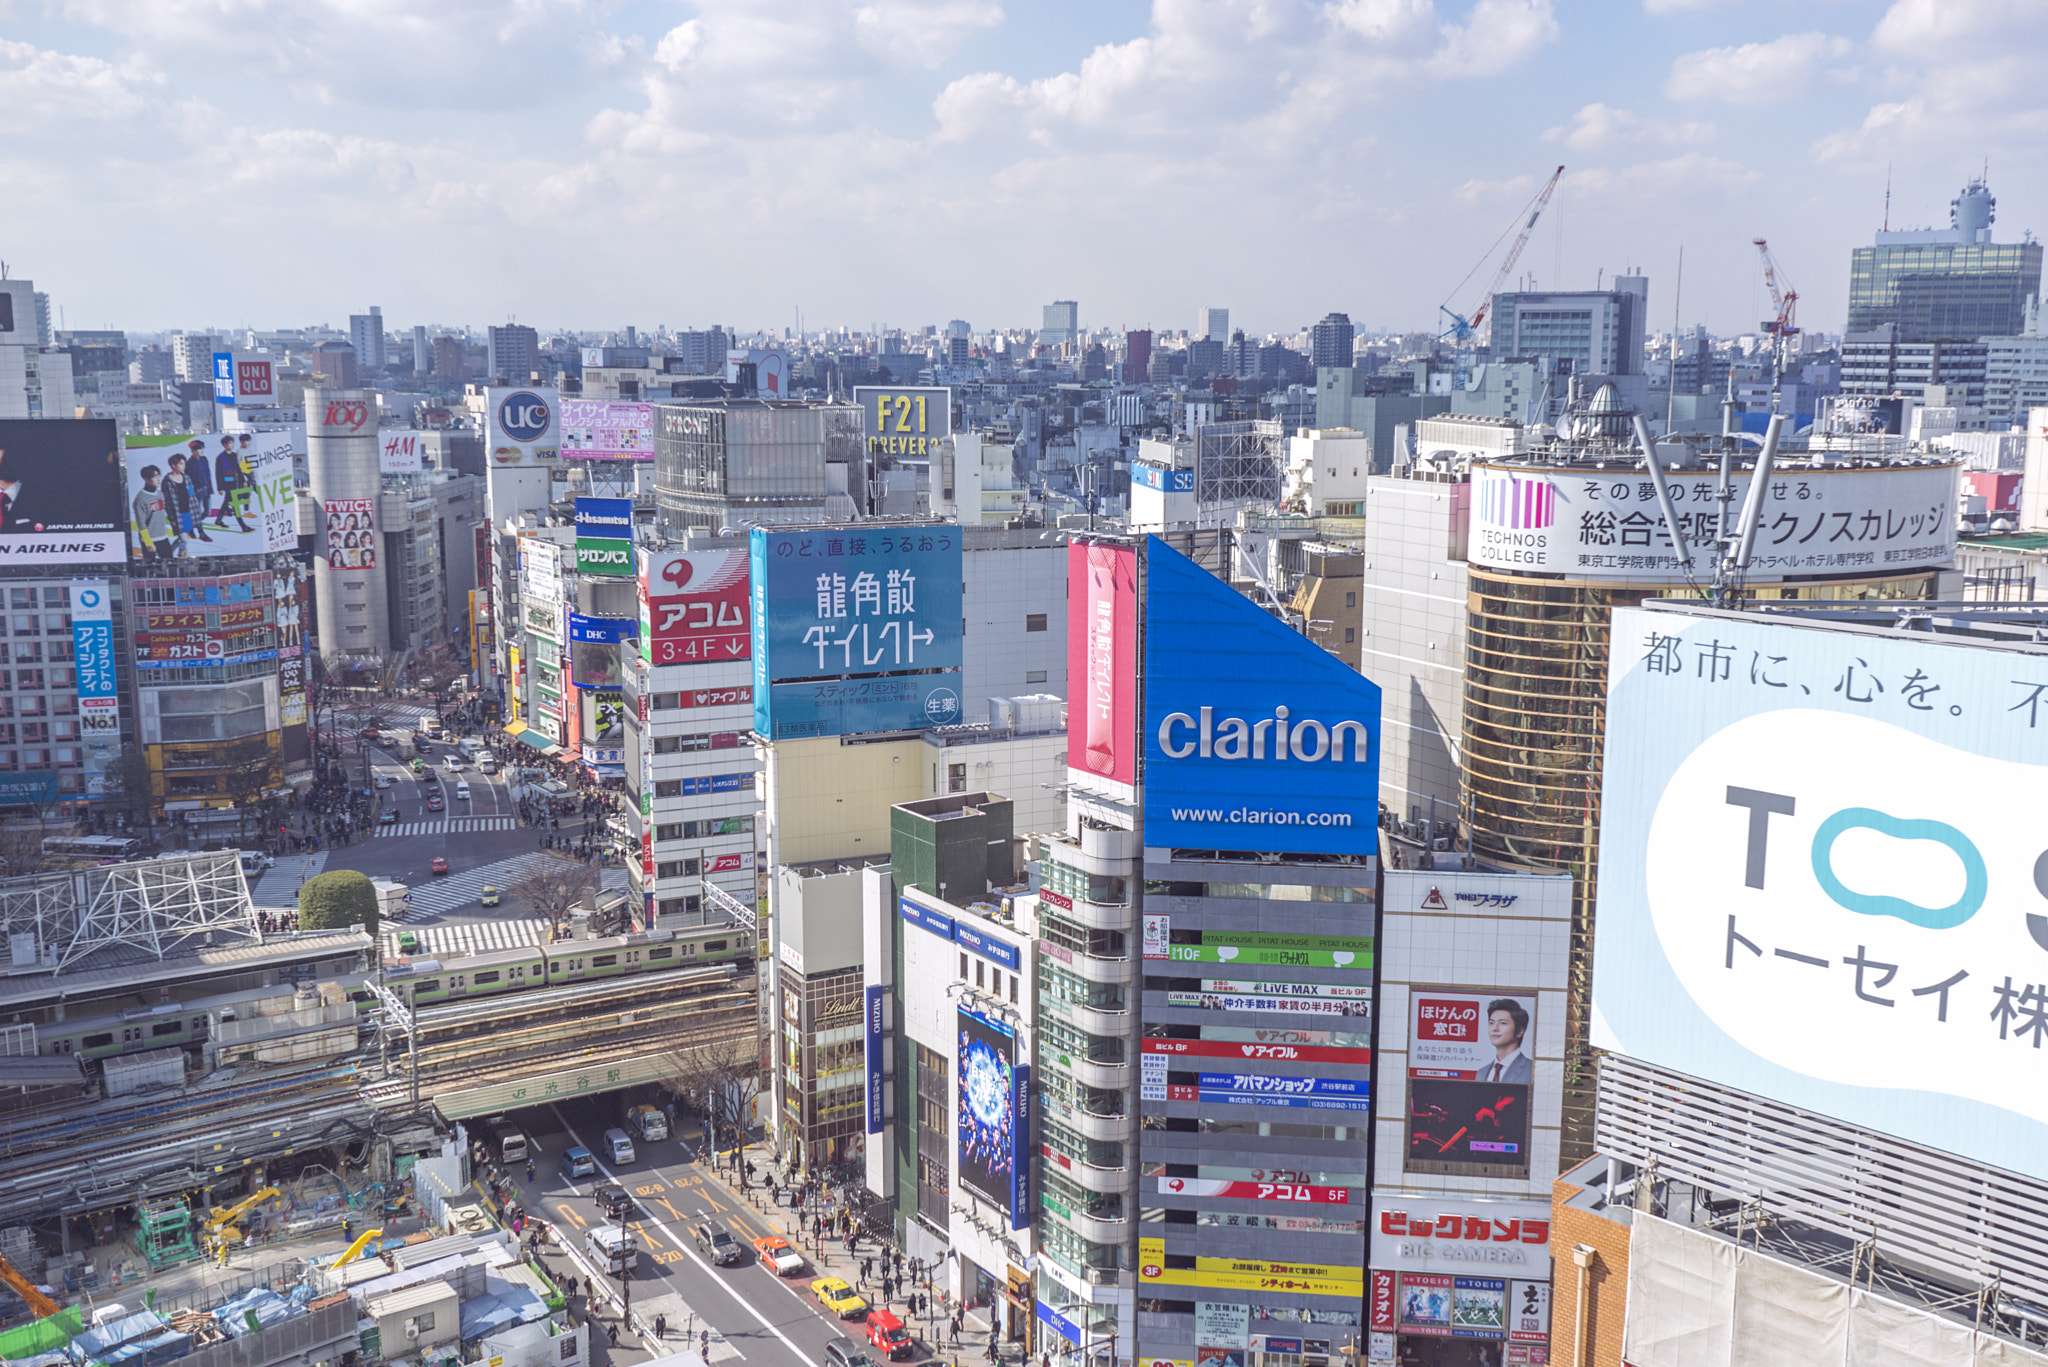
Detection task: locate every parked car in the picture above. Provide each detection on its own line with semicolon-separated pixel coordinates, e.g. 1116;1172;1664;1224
754;1236;805;1277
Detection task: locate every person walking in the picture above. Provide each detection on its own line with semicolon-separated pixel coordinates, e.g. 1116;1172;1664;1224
606;1323;619;1348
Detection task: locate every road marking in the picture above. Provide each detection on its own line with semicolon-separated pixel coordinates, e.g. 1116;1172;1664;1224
551;1106;821;1367
555;1202;588;1230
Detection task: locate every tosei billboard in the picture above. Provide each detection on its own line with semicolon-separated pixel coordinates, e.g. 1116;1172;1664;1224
642;547;750;667
1068;541;1136;797
957;1006;1030;1228
750;525;963;740
1595;604;2048;1182
1466;460;1959;580
0;419;126;566
124;433;296;559
1144;536;1381;856
560;400;654;460
484;387;560;466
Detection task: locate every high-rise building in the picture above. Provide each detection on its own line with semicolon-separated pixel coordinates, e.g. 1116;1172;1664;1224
1489;276;1648;377
487;324;540;385
946;335;970;367
1847;177;2043;341
1310;312;1355;369
348;306;386;372
1198;306;1230;343
431;335;464;382
309;342;357;390
411;325;429;374
1040;300;1078;349
674;327;729;377
1124;329;1152;382
305;390;390;671
171;333;216;383
32;292;50;347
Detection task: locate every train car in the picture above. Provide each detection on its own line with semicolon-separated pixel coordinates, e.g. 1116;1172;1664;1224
398;946;546;1007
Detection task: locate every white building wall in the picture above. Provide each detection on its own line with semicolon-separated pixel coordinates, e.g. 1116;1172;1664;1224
961;533;1067;706
640;655;762;917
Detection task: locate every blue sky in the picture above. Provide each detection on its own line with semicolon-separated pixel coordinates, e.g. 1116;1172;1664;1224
3;0;2042;340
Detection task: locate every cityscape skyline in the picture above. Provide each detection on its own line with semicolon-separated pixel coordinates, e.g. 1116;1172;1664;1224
7;0;2043;337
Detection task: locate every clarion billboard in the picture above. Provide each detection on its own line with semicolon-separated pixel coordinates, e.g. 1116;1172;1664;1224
1143;536;1381;857
1595;603;2048;1182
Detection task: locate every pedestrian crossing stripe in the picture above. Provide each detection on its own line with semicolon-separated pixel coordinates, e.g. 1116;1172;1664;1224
387;852;632;920
374;817;518;838
383;917;549;956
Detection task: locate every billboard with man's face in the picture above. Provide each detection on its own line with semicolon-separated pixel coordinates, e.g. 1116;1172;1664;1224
0;419;126;566
1404;989;1537;1179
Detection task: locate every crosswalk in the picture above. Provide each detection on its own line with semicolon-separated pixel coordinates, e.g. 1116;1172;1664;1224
249;853;327;909
383;917;549;958
400;851;564;917
374;816;518;840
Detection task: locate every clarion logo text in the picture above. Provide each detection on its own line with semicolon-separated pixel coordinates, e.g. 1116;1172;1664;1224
1157;705;1370;763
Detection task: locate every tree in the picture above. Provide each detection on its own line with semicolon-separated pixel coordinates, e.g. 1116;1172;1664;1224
661;1031;762;1154
513;853;600;940
299;869;379;934
105;750;155;830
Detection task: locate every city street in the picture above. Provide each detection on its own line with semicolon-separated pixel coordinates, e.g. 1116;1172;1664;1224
487;1099;988;1367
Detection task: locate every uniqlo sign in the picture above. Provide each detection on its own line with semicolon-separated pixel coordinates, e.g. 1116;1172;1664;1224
236;359;274;398
1415;998;1480;1043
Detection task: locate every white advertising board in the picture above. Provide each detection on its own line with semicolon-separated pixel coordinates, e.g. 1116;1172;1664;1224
1467;460;1958;580
1596;604;2048;1181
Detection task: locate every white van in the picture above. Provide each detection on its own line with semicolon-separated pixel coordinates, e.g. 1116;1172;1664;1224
458;737;482;758
602;1127;636;1164
584;1225;639;1275
455;780;471;801
476;752;497;774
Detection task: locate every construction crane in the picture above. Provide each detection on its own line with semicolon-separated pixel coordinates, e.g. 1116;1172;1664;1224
1753;237;1800;404
0;1253;59;1319
1439;165;1567;345
204;1186;282;1255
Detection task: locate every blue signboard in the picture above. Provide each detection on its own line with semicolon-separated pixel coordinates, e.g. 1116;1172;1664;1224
71;589;116;702
953;920;1020;972
899;895;956;942
672;772;749;796
1131;464;1193;492
751;526;963;740
574;497;634;541
0;773;58;805
1143;536;1382;856
1036;1302;1080;1347
211;353;236;405
1011;1061;1032;1229
568;613;638;644
866;984;886;1136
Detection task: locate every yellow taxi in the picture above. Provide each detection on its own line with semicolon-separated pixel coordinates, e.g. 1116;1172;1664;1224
480;886;500;907
811;1276;869;1320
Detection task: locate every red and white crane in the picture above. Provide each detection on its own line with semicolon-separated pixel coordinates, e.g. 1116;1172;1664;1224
1753;237;1800;391
1439;165;1566;345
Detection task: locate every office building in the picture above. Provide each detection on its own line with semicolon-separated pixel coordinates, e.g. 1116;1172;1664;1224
652;401;855;532
1310;312;1355;370
1983;309;2048;425
674;327;730;377
309;342;357;390
1315;370;1450;472
1454;426;1960;1158
1838;328;1988;407
431;335;464;382
130;348;175;387
1847;177;2043;341
32;291;50;347
947;335;971;368
348;307;386;373
1197;307;1230;344
1553;599;2048;1367
1489;276;1647;378
487;324;540;385
1041;301;1079;350
171;333;215;383
1184;338;1224;383
1123;330;1151;383
411;325;429;374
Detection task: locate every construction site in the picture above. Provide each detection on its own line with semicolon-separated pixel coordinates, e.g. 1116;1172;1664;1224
0;851;759;1361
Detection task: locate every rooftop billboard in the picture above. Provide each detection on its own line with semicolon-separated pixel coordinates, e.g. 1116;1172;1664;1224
1596;604;2048;1181
560;400;655;461
0;419;126;566
749;525;963;740
124;432;296;559
1143;536;1381;857
640;546;750;667
1068;541;1136;799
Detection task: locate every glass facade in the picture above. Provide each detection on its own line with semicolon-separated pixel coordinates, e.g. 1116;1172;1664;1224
653;402;832;530
1460;568;1939;1160
1846;241;2043;341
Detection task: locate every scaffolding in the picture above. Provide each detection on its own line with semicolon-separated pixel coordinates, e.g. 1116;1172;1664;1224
134;1197;200;1270
1194;420;1283;507
0;852;258;972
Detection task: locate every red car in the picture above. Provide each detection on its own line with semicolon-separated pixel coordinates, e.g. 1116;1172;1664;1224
430;857;449;875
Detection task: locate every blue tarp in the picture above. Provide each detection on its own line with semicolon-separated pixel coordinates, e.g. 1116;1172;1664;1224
457;1289;547;1345
211;1288;306;1339
70;1314;169;1361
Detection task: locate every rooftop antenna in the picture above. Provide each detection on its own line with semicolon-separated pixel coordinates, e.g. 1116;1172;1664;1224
1883;162;1892;231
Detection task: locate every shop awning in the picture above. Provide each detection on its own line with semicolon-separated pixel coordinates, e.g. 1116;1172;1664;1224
513;730;555;754
502;722;530;738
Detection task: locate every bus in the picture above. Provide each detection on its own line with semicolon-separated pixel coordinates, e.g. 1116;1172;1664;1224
41;835;143;865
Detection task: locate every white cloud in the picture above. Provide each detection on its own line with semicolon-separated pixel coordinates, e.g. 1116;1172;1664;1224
1542;103;1716;150
0;39;162;129
1665;31;1850;104
853;0;1003;67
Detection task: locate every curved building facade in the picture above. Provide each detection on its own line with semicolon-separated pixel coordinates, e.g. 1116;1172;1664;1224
305;389;390;671
1456;449;1960;1156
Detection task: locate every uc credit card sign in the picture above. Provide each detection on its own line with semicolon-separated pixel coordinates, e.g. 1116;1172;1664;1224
1143;536;1381;856
750;526;963;740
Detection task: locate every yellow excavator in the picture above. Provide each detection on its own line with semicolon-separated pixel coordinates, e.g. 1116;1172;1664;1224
204;1187;282;1257
0;1253;58;1318
330;1228;383;1269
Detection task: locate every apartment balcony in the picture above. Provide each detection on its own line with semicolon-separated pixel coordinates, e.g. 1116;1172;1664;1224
1079;820;1140;863
1059;944;1135;987
1048;1148;1130;1195
1075;1094;1135;1145
1069;1054;1129;1091
1072;1201;1129;1247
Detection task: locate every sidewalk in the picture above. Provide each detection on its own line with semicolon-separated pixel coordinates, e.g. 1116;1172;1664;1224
690;1133;1018;1367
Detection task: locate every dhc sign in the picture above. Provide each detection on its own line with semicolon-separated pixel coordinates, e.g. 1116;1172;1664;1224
1143;537;1382;857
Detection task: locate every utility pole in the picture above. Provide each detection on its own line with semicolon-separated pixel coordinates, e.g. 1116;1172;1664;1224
616;1202;632;1330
